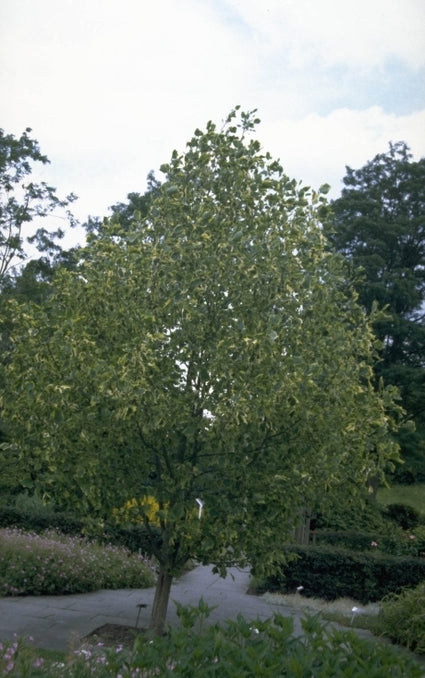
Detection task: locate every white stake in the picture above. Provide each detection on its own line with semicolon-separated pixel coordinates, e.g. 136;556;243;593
195;498;204;519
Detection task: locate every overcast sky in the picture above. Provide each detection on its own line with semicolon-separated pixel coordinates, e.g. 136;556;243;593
1;0;424;245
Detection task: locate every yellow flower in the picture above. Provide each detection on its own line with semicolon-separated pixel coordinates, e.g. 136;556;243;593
113;496;165;526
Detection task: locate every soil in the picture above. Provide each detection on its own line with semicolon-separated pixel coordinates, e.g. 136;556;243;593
81;623;148;650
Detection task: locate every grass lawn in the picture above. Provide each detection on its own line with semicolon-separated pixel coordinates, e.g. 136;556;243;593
377;483;425;515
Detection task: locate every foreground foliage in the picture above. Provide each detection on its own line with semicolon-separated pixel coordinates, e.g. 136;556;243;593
0;602;420;677
0;528;155;596
377;582;425;654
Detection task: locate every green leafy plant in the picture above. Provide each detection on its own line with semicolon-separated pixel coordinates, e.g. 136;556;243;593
1;602;421;676
377;582;425;654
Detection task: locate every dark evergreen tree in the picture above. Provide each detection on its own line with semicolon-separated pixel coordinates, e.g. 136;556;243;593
326;142;425;482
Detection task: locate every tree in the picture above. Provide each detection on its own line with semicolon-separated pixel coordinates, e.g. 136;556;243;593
0;126;77;467
0;127;76;285
1;109;400;634
326;142;425;481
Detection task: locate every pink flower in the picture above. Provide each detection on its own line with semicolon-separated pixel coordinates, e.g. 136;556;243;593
371;541;378;547
410;535;416;540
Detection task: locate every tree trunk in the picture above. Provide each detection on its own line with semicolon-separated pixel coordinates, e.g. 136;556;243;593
150;565;174;636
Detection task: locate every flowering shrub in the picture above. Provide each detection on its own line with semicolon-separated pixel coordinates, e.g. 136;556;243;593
368;526;425;558
0;637;18;675
0;635;47;676
0;528;155;596
395;527;425;558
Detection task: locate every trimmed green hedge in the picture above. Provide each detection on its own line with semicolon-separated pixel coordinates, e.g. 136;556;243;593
259;545;425;604
0;506;160;556
0;506;82;534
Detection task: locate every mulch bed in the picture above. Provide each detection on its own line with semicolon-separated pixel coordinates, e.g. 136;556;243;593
81;623;147;649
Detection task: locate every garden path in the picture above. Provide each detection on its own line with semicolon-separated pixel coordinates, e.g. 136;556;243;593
0;564;372;653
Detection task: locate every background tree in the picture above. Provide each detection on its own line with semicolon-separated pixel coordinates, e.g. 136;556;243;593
0;127;78;473
0;127;76;285
326;143;425;482
1;109;400;634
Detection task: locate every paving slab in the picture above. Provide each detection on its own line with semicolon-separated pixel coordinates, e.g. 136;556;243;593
0;565;303;652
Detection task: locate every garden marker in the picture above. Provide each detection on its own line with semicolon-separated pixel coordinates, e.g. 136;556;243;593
195;498;204;519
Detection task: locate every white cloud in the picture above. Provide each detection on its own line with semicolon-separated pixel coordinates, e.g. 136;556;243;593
0;0;254;148
259;107;425;197
225;0;425;70
0;0;424;229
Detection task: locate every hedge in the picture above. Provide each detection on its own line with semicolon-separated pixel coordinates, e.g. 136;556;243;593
259;545;425;604
0;506;160;556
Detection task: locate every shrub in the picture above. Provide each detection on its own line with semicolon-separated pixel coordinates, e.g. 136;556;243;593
312;497;388;533
101;521;161;557
1;602;421;676
377;582;425;654
313;529;388;551
384;503;421;530
258;545;425;604
0;528;155;596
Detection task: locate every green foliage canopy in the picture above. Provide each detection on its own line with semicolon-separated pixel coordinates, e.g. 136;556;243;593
1;109;400;632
